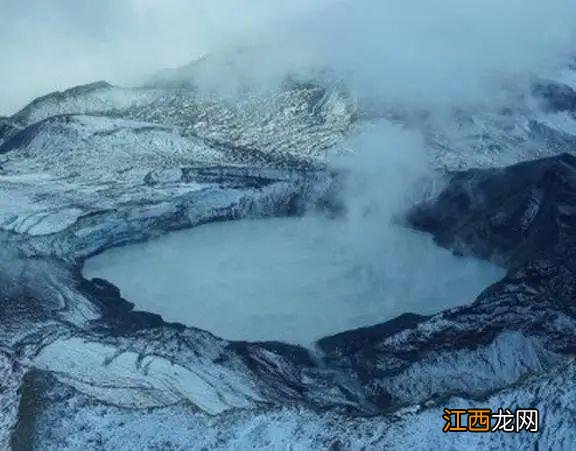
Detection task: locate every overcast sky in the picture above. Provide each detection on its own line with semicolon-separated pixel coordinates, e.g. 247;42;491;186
0;0;334;115
1;0;575;115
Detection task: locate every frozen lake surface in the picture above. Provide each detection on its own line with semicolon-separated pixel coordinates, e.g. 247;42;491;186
83;216;506;345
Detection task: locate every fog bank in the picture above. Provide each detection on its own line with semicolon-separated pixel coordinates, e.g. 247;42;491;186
2;0;576;114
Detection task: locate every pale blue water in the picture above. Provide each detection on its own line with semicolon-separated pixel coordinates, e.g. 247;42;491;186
84;216;505;345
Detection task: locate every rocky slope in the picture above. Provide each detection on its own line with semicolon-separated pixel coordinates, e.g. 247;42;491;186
1;62;576;449
318;153;576;410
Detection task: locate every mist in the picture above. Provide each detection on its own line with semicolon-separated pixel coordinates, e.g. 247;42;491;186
2;0;576;115
296;0;576;109
0;0;332;115
83;121;505;345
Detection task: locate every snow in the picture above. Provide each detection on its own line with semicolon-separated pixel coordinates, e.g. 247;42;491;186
377;332;562;405
13;83;166;126
8;208;85;236
536;111;576;136
2;115;227;183
32;336;263;414
550;68;576;91
0;351;22;450
20;357;576;450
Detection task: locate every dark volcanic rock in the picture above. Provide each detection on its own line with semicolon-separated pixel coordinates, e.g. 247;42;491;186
533;80;576;112
0;118;19;147
317;313;428;357
80;277;182;335
408;153;576;267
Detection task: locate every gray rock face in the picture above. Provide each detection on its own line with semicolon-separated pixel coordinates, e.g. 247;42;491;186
2;67;576;448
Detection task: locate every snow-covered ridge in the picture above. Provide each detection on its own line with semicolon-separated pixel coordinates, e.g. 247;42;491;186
8;78;355;170
9;66;576;173
11;352;576;449
11;82;166;127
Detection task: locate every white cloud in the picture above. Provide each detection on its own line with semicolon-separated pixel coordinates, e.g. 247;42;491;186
0;0;575;114
0;0;332;114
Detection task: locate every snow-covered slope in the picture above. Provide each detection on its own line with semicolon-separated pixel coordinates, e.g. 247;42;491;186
7;79;354;169
10;82;165;127
12;360;576;450
2;60;576;448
